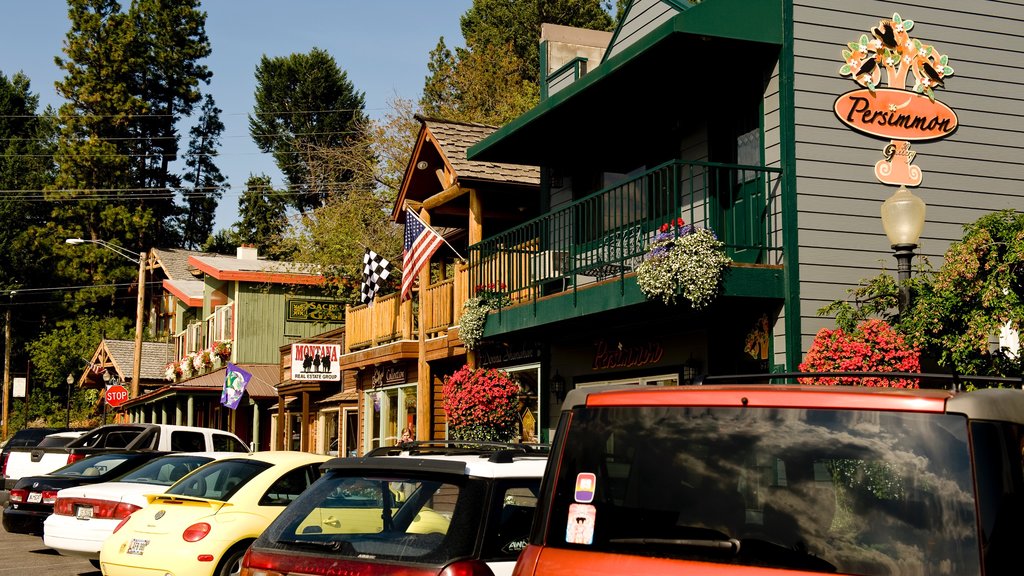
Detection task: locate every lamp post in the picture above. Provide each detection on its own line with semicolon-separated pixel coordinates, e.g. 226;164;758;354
880;186;926;314
65;373;73;427
66;238;146;398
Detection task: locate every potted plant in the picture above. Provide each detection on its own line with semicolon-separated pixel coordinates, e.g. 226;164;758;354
459;283;511;351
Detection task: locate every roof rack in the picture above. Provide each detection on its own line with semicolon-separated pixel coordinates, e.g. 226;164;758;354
699;371;1023;390
366;440;550;462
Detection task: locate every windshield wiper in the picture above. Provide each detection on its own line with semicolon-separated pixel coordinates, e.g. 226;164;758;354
609;537;741;553
277;539;356;554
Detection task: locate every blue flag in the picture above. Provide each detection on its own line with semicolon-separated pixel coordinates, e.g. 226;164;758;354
222;363;252;410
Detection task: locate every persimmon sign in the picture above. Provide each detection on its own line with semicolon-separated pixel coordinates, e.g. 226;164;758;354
834;88;957;142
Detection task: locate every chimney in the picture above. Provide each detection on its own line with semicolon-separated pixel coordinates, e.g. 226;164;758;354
236;244;259;260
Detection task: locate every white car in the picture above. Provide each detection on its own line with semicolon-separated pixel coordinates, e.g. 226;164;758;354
43;451;243;566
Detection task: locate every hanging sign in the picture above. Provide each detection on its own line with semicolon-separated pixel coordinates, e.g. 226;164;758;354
290;343;341;381
833;13;957;187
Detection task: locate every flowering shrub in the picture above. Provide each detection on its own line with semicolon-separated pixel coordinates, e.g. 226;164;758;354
799;319;921;387
460;283;511;351
635;218;731;308
442;365;520;442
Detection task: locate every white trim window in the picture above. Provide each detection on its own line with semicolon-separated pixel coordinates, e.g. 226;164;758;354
363;384;417;452
577;373;679;388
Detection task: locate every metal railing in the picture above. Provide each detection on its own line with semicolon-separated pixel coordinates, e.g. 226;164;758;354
469;159;784;305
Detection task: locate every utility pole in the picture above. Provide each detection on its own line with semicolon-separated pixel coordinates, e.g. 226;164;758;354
3;307;10;439
132;251;145;398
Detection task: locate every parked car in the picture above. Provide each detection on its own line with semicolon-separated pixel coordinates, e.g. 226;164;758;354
1;427;84;491
99;450;330;576
43;451;245;567
512;384;1024;576
2;450;169;536
2;423;249;489
242;441;549;576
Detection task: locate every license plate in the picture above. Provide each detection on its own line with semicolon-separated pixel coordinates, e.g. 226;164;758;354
76;506;93;519
127;538;149;555
27;492;41;503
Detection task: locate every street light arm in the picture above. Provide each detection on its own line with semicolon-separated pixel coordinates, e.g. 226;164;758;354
65;237;141;263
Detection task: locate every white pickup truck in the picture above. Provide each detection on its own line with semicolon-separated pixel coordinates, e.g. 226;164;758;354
2;423;249;490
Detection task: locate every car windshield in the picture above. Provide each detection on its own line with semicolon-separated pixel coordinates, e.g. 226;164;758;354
548;406;979;576
164;458;270;501
52;454;141;478
258;471;488;565
116;455;214;485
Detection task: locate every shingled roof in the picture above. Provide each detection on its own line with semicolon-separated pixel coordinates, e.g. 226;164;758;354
151;248;204;281
421;117;540;185
103;339;175;382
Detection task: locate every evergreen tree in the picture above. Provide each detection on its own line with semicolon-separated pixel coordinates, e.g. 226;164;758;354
235;174;289;259
422;0;615;124
179;94;226;249
249;48;367;214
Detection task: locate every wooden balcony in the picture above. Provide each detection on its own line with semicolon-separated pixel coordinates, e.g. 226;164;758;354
344;265;469;354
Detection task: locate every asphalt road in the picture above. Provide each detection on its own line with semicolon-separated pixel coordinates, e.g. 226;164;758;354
0;527;99;576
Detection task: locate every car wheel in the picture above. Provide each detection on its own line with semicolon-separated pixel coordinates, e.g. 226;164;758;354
215;542;250;576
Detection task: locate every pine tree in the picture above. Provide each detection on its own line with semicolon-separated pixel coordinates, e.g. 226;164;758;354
180;94;226;249
249;48;367;214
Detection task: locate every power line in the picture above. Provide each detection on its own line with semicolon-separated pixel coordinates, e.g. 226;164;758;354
0;107;376;120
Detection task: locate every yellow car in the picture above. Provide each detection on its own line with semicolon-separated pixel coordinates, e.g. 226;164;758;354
99;451;330;576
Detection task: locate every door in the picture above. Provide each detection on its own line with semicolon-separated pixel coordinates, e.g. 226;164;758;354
710;92;766;264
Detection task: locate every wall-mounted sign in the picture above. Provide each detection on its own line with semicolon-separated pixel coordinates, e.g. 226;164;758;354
291;343;341;381
592;340;664;371
477;342;542;367
371;365;406;388
286;299;344;323
834;89;957;141
12;377;25;398
834;13;956;187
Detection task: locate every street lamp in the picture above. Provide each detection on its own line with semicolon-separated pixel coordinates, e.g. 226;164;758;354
880;186;926;314
65;373;74;427
66;238;146;398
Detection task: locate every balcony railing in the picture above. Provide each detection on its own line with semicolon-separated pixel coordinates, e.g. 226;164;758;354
344;265;470;353
469;159;784;306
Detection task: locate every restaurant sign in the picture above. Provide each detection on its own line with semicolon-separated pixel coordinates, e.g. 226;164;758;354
286;299;344;323
291;343;341;381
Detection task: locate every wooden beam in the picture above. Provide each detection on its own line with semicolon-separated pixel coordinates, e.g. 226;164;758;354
422;183;469;211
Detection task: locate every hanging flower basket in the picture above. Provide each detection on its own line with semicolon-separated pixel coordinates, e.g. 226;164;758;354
634;219;731;308
459;283;511;351
442;365;520;442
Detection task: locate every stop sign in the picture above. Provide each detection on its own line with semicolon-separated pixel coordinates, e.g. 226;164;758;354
105;384;130;407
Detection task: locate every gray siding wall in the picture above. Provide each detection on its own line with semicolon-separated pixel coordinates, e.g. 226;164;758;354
607;0;678;60
791;1;1024;355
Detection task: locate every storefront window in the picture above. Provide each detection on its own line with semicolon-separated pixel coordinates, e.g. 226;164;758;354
343;407;358;457
504;364;541;443
323;409;339;455
289;413;302;451
363;384;417;451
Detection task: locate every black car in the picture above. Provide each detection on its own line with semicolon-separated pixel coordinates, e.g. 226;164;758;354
2;450;168;535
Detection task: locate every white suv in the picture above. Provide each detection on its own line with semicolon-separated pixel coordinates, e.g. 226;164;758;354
241;441;548;576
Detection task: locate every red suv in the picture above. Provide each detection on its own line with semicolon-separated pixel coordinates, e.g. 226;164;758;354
514;384;1024;576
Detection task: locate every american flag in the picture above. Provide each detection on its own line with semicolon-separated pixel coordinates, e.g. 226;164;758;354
360;248;391;305
401;209;444;301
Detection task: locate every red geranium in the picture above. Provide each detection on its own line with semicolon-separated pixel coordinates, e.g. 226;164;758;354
799;319;921;387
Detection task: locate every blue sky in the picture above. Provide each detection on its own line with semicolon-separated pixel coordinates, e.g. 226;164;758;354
0;0;473;230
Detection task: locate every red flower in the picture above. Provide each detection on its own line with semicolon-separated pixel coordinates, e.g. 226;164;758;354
799;319;920;387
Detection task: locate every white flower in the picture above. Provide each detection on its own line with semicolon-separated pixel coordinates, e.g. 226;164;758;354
635;228;731;308
895;23;904;33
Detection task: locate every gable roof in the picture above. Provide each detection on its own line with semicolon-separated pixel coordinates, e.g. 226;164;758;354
151;248;204;281
188;254;324;285
81;339;175;388
393;117;541;223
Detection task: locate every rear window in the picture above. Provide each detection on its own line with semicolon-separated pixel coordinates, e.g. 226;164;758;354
69;427;144;449
213;433;248;453
165;459;270;501
257;470;486;565
170;431;205;452
547;406;979;575
53;454;141;478
118;455;214;485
